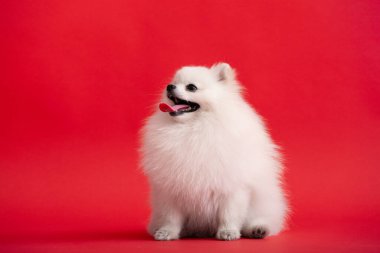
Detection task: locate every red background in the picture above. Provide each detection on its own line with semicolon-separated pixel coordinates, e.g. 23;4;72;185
1;0;380;252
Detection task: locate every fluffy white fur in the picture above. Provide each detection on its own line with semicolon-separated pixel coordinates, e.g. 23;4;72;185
140;63;288;241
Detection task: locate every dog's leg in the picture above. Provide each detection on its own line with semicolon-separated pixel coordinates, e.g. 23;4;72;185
216;190;249;241
242;181;287;239
148;193;184;241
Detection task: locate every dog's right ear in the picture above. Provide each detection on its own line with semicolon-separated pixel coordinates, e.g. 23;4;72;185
211;63;236;83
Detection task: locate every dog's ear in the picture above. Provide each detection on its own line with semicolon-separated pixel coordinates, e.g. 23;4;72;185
211;63;236;83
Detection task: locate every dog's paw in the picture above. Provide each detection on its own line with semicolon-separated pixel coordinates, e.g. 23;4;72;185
244;226;267;239
154;229;179;241
216;229;240;241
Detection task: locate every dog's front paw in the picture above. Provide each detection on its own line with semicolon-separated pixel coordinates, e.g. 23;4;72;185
216;229;240;241
154;229;179;241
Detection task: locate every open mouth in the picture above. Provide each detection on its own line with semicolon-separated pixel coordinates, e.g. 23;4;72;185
163;92;200;116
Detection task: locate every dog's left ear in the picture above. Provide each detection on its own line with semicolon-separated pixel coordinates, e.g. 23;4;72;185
211;63;236;83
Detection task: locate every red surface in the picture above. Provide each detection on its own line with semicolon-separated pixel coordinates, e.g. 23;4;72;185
1;0;380;252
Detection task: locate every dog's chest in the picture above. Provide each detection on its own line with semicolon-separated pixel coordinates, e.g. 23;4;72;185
155;123;242;193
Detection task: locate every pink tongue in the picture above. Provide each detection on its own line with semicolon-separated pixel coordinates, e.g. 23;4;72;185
159;103;189;112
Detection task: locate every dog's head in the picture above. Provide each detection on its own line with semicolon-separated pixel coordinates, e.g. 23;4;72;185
159;63;241;121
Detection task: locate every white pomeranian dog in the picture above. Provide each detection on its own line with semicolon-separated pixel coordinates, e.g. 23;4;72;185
140;63;288;241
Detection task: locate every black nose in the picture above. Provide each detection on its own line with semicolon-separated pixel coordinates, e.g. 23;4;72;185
167;84;176;91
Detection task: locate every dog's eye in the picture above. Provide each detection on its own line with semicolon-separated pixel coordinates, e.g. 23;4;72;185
186;84;197;92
